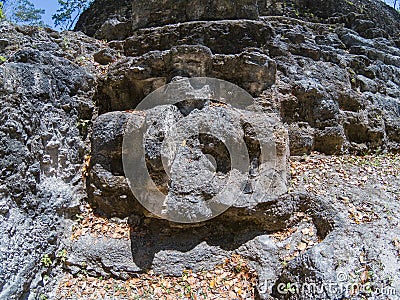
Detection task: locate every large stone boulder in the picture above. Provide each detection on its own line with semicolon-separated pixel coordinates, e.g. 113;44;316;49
89;88;290;220
75;0;400;155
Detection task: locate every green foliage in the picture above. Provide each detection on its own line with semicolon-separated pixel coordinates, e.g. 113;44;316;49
283;282;296;294
3;0;45;26
39;294;49;300
61;36;70;50
41;254;52;267
52;0;93;31
56;249;68;263
0;2;5;20
0;55;6;63
13;0;44;25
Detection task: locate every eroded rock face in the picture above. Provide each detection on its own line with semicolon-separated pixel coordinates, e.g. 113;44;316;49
98;45;276;113
89;100;289;220
76;0;260;40
124;20;275;56
92;16;400;154
75;0;400;154
73;1;400;298
76;0;400;41
1;0;400;298
64;192;339;281
0;22;106;299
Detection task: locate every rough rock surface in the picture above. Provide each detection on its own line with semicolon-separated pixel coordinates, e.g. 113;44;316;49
74;0;400;298
65;192;338;277
76;0;400;41
0;0;399;299
85;3;400;155
89;102;289;220
0;22;106;299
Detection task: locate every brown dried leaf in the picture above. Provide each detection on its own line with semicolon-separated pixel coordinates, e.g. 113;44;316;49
297;242;307;251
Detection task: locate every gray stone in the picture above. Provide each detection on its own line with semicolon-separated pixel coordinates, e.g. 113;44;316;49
128;0;259;32
314;126;345;155
98;45;276;113
356;74;378;93
93;48;117;65
65;192;341;288
89;100;289;220
1;0;400;298
288;123;315;155
124;20;274;56
0;22;109;299
83;2;400;153
76;0;400;41
65;234;140;279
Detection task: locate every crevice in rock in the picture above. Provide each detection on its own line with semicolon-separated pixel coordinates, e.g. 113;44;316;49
174;99;208;117
198;133;231;174
241;121;262;178
64;193;339;281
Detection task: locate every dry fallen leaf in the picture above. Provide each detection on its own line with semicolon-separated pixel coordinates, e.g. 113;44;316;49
359;253;366;264
297;242;307;251
301;228;310;235
360;269;369;284
209;279;216;289
393;238;400;256
228;290;237;298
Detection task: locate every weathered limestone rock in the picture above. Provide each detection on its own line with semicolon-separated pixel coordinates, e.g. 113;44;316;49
89;15;400;154
1;0;400;298
89;96;289;220
98;45;276;113
0;23;106;299
64;193;340;284
76;0;400;41
128;0;259;31
288;123;315;155
72;2;400;297
124;20;274;56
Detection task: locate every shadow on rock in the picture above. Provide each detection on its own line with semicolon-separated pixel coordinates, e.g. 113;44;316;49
128;192;338;274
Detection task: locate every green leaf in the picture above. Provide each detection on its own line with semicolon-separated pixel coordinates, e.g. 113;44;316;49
52;0;93;30
2;0;45;26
